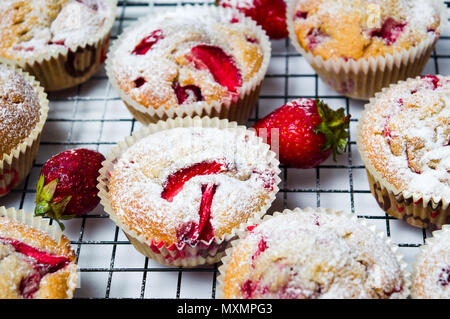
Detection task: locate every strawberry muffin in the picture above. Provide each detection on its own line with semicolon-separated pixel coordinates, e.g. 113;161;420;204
218;208;409;299
217;0;288;39
0;207;77;299
0;63;48;197
98;117;280;267
357;75;450;229
287;0;447;99
412;225;450;299
106;5;271;125
0;0;117;91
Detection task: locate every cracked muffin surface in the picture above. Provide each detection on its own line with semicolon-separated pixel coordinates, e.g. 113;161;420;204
292;0;444;60
0;64;41;159
359;75;450;202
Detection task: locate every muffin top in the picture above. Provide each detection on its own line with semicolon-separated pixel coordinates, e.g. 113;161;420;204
292;0;444;60
0;0;115;60
359;75;449;202
0;64;42;159
413;226;450;299
222;209;406;299
0;215;77;299
110;6;268;111
108;127;278;247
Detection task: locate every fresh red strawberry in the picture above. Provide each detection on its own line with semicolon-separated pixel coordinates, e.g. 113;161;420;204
253;99;350;168
186;45;242;93
217;0;288;39
35;149;105;230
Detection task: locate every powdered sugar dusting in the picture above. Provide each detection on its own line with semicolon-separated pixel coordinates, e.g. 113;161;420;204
109;127;278;245
0;65;41;159
361;75;450;201
414;228;450;298
226;210;405;299
0;0;114;58
293;0;443;59
112;6;264;110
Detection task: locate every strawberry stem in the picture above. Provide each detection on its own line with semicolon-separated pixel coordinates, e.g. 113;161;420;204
314;99;351;161
34;175;72;230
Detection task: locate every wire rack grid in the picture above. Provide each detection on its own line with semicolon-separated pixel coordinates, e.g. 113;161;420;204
1;0;449;299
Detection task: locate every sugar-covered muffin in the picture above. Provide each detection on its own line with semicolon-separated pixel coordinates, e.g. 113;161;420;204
412;225;450;299
99;118;280;267
292;0;443;60
0;208;77;299
357;75;449;228
107;5;271;124
0;63;48;197
220;208;409;299
286;0;447;99
0;0;117;90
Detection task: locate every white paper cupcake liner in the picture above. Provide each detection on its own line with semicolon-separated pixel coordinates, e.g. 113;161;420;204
97;116;281;268
106;4;271;125
216;207;411;299
0;0;117;91
0;206;77;299
356;76;449;229
286;0;448;100
0;64;49;198
411;225;450;299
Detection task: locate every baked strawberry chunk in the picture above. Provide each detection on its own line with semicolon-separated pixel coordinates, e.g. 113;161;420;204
161;161;226;202
251;238;268;262
438;266;450;286
134;77;146;88
370;18;406;45
306;29;328;50
241;280;258;299
295;11;308;19
0;237;71;299
421;75;441;90
132;29;164;55
186;45;242;94
176;183;217;245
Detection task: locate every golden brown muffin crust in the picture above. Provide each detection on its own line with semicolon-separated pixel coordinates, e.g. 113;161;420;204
0;64;41;159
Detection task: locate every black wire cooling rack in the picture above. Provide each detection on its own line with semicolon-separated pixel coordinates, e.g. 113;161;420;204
1;0;449;299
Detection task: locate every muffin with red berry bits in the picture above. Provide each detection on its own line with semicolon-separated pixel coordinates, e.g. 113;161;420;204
0;63;48;198
357;75;450;229
286;0;447;99
0;207;77;299
412;225;450;299
217;208;409;299
106;5;271;125
97;117;280;267
0;0;117;91
216;0;288;39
